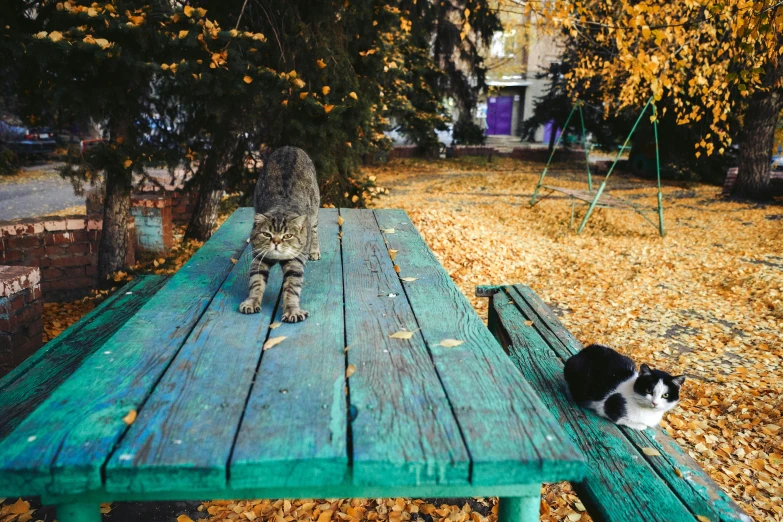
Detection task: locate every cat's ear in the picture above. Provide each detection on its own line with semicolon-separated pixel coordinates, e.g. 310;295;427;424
639;364;652;375
289;215;307;232
254;214;270;225
671;375;686;387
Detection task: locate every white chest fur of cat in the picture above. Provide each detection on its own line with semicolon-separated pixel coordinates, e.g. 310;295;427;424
586;373;676;430
564;344;685;431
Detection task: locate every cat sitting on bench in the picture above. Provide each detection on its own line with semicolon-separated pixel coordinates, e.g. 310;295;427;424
564;344;685;430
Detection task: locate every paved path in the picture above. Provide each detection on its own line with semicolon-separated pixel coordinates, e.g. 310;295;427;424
0;163;85;221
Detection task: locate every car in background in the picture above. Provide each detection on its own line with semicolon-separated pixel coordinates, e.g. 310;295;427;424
0;121;58;156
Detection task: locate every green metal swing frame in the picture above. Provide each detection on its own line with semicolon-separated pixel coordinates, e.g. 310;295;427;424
529;97;665;237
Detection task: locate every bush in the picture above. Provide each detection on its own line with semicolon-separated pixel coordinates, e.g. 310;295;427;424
0;146;19;176
452;118;486;145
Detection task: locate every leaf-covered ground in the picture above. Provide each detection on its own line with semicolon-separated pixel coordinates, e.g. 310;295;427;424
13;157;782;522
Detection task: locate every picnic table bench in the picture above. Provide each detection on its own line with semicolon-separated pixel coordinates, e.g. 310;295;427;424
478;285;751;522
0;208;585;522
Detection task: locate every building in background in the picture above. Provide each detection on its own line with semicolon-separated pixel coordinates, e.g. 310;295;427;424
479;4;561;142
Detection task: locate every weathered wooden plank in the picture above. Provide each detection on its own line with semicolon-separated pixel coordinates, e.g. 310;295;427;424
513;285;749;522
105;244;283;493
0;276;168;441
340;208;469;486
230;208;347;489
492;291;694;522
374;210;584;485
0;208;253;498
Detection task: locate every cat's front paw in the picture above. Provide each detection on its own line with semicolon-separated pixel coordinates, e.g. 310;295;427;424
282;308;309;322
309;250;321;260
239;298;261;314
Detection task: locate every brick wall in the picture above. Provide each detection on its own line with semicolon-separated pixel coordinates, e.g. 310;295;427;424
0;215;135;302
0;266;43;377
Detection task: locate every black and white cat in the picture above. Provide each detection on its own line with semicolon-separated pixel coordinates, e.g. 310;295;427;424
564;344;685;430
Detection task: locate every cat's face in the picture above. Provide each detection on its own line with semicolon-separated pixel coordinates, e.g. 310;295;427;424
632;364;685;410
250;214;307;261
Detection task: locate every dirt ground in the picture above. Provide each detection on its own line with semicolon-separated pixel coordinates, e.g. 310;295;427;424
4;157;781;522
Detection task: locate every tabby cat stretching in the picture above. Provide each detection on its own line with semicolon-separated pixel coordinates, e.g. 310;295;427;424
564;344;685;430
240;147;320;322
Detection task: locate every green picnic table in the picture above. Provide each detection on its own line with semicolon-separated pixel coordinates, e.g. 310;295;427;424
0;208;584;522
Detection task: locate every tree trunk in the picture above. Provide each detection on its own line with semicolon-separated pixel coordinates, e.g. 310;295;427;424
97;165;132;285
184;129;238;241
97;118;132;286
184;156;224;241
735;60;783;200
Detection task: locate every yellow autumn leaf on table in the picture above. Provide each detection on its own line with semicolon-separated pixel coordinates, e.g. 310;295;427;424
269;322;282;329
641;447;661;456
382;228;395;234
337;215;344;226
349;91;358;100
322;86;330;95
400;277;418;282
243;75;253;84
390;330;414;340
263;336;287;350
230;258;238;264
123;159;133;168
696;517;711;522
324;104;335;113
183;5;194;17
439;339;465;348
122;410;137;425
388;249;398;261
317;59;327;69
345;365;356;378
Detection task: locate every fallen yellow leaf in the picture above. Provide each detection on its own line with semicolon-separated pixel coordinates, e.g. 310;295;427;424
345;365;356;378
400;277;418;282
337;215;344;226
230;258;238;264
317;58;327;69
269;322;282;329
177;515;194;522
324;104;335;113
390;330;414;340
439;339;465;348
300;92;309;99
263;336;287;350
524;320;534;327
382;228;395;233
388;249;398;261
322;86;331;95
696;517;711;522
7;499;30;514
122;410;137;425
244;75;253;84
349;91;358;100
641;447;661;456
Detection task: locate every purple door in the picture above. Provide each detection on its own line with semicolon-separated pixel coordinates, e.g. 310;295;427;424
486;96;514;135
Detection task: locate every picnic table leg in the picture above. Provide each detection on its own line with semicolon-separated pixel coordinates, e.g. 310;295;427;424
56;502;102;522
498;493;541;522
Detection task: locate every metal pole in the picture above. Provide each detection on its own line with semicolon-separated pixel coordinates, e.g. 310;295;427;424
577;96;653;234
530;105;578;205
578;103;593;190
653;102;665;236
